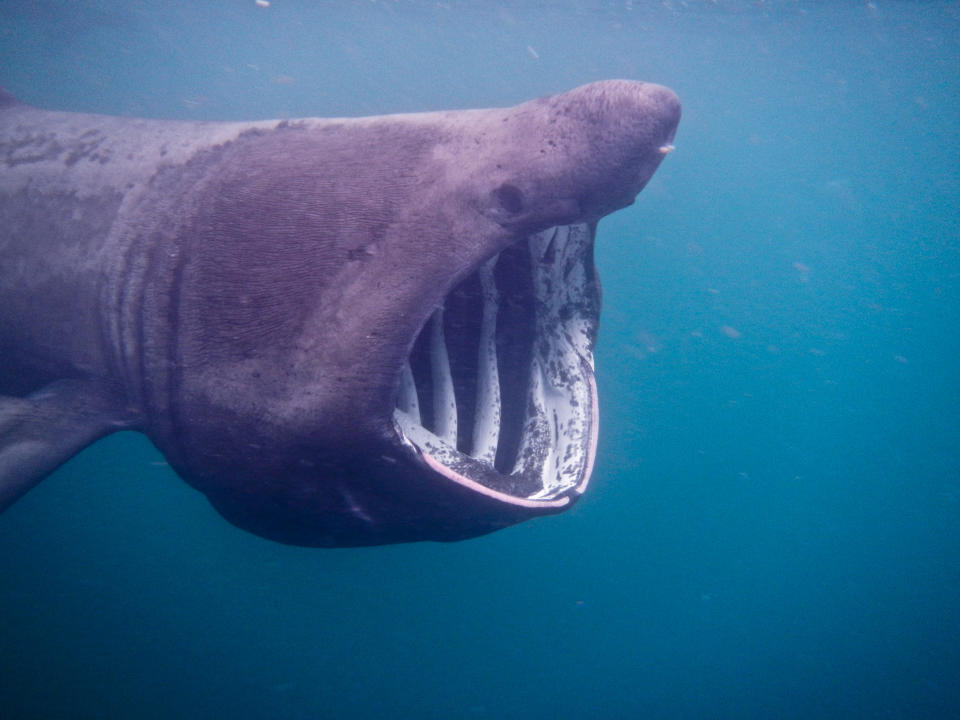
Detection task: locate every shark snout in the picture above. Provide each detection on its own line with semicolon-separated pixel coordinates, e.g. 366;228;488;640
572;80;681;216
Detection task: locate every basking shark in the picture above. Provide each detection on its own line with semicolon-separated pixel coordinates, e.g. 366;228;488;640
0;80;679;546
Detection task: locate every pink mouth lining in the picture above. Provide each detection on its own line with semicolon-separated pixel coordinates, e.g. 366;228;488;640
419;451;571;509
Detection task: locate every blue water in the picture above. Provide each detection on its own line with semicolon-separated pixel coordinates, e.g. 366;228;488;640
2;2;958;718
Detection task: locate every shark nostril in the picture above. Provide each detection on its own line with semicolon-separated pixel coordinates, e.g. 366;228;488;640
494;183;524;214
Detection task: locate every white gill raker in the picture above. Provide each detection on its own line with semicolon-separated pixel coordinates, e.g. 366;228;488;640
530;226;560;263
429;307;458;445
511;354;553;481
559;224;597;367
511;229;560;488
397;360;420;423
471;255;501;465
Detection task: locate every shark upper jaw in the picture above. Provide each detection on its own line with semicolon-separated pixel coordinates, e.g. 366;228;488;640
392;221;600;512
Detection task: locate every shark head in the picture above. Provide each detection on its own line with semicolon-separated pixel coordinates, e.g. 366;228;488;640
154;80;680;546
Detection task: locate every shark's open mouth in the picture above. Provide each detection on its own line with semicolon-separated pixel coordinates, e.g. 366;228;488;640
393;223;600;507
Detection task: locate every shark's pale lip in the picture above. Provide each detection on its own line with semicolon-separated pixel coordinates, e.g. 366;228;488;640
393;223;599;505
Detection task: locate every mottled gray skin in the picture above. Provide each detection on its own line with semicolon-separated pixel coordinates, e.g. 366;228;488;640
0;81;680;546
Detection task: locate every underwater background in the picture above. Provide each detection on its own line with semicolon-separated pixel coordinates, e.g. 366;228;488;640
1;1;958;718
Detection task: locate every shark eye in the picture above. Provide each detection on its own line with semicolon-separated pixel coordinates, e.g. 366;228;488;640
493;183;524;214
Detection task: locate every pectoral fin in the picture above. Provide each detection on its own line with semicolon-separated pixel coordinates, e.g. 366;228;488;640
0;380;140;512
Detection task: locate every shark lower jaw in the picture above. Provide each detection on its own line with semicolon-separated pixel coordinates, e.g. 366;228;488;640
392;223;600;509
